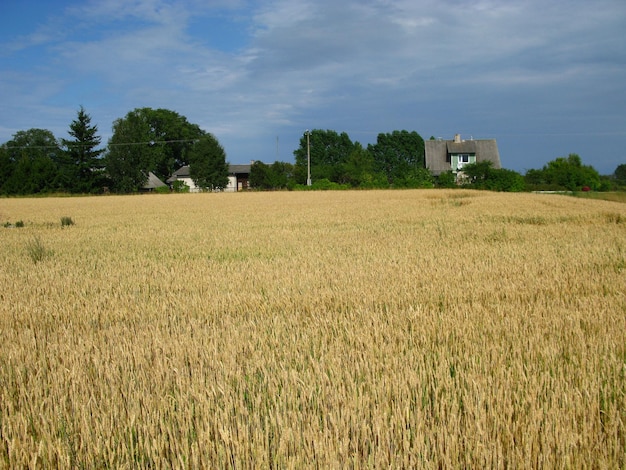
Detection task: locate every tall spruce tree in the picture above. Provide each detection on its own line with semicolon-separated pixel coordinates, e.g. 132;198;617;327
60;106;104;193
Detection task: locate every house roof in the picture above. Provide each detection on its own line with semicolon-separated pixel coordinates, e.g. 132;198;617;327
143;171;167;189
229;164;251;174
425;137;501;175
447;141;476;154
167;164;251;183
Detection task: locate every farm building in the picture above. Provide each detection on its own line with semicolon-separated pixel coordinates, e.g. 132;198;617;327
167;164;251;192
141;172;168;191
425;134;501;176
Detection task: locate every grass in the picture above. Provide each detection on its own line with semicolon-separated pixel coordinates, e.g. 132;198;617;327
25;235;49;263
571;191;626;203
0;190;625;467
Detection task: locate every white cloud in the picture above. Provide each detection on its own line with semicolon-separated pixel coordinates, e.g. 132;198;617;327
0;0;625;172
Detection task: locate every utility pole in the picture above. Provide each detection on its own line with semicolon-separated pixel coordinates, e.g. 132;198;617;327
305;130;311;186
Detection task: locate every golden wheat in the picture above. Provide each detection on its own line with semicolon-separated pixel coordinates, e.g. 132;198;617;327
0;190;625;468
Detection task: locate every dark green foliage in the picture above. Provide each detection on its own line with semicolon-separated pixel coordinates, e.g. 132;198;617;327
0;129;61;195
614;164;626;186
171;180;190;193
188;134;229;191
393;167;434;188
249;161;295;190
61;216;74;227
293;130;356;184
294;178;350;191
58;106;105;193
524;154;601;191
155;185;170;194
337;143;387;188
105;108;205;193
436;171;457;188
367;130;425;185
462;161;525;192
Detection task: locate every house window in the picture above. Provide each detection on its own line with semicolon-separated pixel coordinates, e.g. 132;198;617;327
455;154;475;170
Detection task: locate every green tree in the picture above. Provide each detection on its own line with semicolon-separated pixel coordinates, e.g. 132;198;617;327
614;163;626;186
293;130;356;184
337;143;387;188
1;129;60;194
105;108;205;193
250;161;271;189
188;134;229;191
250;161;295;190
367;130;425;185
58;106;105;193
542;154;601;191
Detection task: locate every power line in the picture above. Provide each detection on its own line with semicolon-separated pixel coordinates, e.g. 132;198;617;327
2;138;200;151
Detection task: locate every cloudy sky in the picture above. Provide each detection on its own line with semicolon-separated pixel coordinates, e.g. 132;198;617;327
1;0;625;174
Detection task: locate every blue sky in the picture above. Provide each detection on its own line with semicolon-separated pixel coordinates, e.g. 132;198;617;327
1;0;625;174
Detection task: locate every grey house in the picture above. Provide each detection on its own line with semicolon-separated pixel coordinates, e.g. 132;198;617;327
425;134;501;176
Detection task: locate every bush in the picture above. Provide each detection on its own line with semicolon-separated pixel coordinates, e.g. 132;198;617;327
61;216;74;227
26;236;49;263
436;171;457;188
311;179;350;190
171;181;190;193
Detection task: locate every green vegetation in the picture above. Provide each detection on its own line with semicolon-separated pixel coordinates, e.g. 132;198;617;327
1;107;623;195
60;216;74;227
25;235;49;263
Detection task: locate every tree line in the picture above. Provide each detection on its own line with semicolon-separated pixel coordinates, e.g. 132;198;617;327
1;107;624;195
0;107;228;195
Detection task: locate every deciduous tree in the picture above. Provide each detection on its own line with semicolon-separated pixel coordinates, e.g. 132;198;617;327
105;108;205;192
293;130;356;184
188;134;229;191
0;129;60;194
367;130;425;185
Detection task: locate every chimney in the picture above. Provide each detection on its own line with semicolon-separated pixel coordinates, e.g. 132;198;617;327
454;134;461;143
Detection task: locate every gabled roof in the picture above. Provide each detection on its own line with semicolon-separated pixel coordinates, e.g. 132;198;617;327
143;171;167;189
425;137;501;175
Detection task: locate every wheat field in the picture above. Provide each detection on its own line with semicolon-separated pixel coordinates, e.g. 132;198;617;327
0;190;625;468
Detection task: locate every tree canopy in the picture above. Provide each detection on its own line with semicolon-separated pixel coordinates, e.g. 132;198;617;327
188;134;229;191
293;130;356;184
0;129;60;195
367;130;426;185
524;154;601;191
104;108;205;192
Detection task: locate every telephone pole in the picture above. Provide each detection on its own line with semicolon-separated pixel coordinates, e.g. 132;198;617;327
305;130;311;186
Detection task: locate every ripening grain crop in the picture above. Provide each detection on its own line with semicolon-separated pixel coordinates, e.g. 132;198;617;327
1;190;625;468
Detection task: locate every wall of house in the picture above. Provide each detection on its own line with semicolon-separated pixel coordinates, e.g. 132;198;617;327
451;154;476;172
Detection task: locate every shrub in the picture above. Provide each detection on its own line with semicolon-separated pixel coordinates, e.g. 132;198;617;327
171;181;190;193
61;216;74;227
25;236;49;263
15;220;24;228
436;171;457;188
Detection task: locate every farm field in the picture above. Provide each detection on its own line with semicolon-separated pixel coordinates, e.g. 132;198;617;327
1;190;625;468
